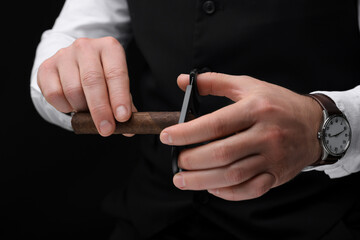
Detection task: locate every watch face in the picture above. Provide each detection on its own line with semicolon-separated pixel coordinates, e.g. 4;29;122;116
322;115;351;156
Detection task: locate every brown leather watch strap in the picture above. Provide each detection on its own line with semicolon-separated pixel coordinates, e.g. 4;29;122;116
314;153;339;166
308;93;342;116
308;93;345;166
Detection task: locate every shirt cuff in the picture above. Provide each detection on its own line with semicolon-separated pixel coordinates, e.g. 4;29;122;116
303;87;360;178
30;31;76;131
30;86;73;131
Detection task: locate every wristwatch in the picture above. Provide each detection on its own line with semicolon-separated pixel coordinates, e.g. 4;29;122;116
308;93;351;166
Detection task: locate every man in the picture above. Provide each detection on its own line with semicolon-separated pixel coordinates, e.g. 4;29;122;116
31;0;360;239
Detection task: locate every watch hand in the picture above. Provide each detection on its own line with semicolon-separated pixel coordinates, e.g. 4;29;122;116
329;129;346;138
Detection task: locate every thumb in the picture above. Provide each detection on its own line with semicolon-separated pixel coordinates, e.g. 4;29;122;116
177;72;254;102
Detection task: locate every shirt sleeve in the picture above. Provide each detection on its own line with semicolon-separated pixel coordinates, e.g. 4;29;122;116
303;1;360;178
30;0;132;131
303;86;360;178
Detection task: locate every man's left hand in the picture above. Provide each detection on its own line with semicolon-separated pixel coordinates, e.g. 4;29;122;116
160;72;323;201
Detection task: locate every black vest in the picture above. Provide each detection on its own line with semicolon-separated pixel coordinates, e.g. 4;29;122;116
104;1;360;239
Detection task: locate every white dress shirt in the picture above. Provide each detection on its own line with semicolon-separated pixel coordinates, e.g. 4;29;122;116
30;0;360;179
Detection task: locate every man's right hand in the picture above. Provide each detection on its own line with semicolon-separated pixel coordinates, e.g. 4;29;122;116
37;37;135;136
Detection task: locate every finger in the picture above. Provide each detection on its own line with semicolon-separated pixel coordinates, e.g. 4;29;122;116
37;59;73;113
208;172;275;201
99;37;132;122
57;57;87;111
177;72;258;102
160;99;254;146
173;155;266;191
77;49;115;137
178;128;261;170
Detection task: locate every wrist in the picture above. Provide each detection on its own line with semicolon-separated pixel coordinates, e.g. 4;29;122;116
307;93;352;166
304;95;324;165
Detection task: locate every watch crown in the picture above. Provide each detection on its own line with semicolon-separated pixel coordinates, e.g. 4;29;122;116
317;132;322;139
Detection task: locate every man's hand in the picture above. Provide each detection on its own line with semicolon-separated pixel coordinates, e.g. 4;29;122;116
37;37;136;136
160;73;323;201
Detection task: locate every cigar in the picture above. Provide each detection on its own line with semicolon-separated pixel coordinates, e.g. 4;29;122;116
71;112;195;135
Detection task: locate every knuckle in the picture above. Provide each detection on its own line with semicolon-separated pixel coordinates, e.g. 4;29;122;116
103;36;122;47
73;37;91;49
109;91;131;109
273;165;286;183
240;75;266;87
63;84;82;100
240;74;251;79
208;115;227;137
54;47;67;59
257;96;273;113
264;126;287;152
260;153;284;184
43;87;64;106
101;37;125;55
178;152;192;170
224;165;244;185
267;126;284;142
81;71;104;88
206;71;220;79
251;183;269;199
105;66;128;82
239;75;254;81
254;96;274;116
213;142;230;165
90;103;109;116
38;58;55;77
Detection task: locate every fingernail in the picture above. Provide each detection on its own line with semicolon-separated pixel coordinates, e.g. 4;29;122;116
160;132;173;144
99;120;112;136
173;174;185;189
116;105;128;122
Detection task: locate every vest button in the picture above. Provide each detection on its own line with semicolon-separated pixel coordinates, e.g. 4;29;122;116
202;1;216;15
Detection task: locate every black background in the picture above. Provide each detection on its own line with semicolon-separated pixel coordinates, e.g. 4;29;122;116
3;1;360;240
3;1;138;239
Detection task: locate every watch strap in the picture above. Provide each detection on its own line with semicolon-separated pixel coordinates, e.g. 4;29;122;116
315;154;338;166
308;93;343;166
308;93;342;116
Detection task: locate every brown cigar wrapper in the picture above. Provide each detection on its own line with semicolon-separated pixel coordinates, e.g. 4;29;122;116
71;112;195;135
